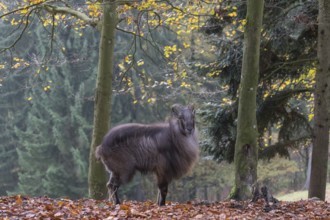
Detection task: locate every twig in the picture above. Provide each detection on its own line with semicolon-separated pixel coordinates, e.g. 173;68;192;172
0;9;35;53
0;0;50;19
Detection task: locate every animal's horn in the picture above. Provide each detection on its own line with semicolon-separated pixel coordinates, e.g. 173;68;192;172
171;104;183;117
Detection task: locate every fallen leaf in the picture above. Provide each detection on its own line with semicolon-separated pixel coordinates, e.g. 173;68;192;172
15;195;22;205
131;208;147;218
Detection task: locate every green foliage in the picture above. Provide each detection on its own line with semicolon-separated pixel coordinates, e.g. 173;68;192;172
0;77;23;194
258;157;300;193
198;0;317;162
13;26;97;198
0;21;32;195
170;158;234;202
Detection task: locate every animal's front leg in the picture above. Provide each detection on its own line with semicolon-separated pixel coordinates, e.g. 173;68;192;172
157;181;168;206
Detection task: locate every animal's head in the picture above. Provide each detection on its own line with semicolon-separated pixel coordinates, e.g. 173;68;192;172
171;104;195;136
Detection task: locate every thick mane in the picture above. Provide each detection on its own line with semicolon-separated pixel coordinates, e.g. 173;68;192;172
167;118;199;178
102;123;169;150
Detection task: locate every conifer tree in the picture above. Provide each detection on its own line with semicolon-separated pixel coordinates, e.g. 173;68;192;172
15;28;98;198
0;22;32;195
0;74;27;195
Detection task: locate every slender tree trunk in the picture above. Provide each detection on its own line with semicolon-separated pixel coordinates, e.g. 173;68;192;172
308;0;330;201
88;0;117;199
304;146;312;189
230;0;264;200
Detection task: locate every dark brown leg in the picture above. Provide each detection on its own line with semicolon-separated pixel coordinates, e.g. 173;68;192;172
157;182;168;206
107;173;121;204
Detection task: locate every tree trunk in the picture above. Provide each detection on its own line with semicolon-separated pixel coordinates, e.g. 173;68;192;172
308;0;330;201
88;0;118;199
304;146;312;189
230;0;264;200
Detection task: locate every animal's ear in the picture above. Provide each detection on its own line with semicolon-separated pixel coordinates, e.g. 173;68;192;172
171;104;183;117
188;104;195;114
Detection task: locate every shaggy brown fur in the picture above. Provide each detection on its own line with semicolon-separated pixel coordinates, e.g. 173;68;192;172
95;104;199;206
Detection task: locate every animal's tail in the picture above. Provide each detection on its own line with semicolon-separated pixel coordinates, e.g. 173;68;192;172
95;145;103;161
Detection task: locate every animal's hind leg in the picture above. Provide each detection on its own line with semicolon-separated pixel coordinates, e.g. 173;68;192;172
107;172;121;204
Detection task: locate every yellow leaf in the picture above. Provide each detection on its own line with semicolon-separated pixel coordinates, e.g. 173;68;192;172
127;78;133;87
127;16;133;25
29;0;45;4
43;19;51;26
118;63;125;70
172;45;177;52
20;8;28;14
0;2;8;10
11;18;19;25
228;12;237;17
124;55;132;64
137;59;144;66
12;63;21;69
240;19;247;25
183;42;190;48
180;82;191;88
308;68;316;77
308;114;314;121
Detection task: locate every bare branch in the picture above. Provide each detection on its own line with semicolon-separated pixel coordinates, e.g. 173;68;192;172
43;5;99;27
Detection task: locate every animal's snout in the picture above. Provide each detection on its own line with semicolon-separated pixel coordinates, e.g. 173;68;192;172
186;127;193;134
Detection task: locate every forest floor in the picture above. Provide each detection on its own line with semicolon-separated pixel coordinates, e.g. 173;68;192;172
1;195;330;219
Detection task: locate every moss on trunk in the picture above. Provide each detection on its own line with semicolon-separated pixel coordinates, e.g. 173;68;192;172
88;0;118;199
231;0;264;200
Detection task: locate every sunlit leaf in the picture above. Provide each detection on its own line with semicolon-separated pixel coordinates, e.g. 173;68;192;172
137;59;144;66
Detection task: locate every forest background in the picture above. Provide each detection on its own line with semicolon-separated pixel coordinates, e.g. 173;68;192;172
0;0;326;203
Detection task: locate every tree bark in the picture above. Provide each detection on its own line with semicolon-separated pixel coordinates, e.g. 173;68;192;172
88;0;118;199
230;0;264;200
308;0;330;201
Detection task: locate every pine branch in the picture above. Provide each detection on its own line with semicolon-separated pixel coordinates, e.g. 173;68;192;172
260;136;310;159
